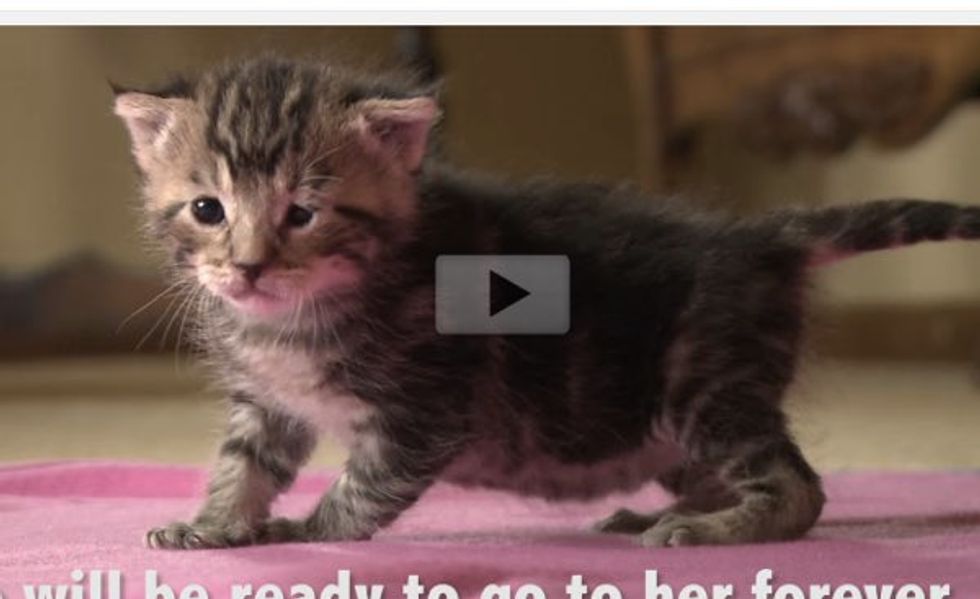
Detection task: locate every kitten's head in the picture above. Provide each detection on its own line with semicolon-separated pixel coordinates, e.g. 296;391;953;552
113;58;439;321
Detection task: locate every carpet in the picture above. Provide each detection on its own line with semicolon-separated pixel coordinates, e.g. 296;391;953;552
1;462;978;598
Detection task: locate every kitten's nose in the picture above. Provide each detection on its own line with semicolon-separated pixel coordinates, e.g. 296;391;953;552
233;261;267;284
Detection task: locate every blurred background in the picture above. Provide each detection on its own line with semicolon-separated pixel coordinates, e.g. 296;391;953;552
1;26;979;471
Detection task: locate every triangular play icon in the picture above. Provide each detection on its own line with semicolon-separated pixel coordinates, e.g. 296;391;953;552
489;270;531;316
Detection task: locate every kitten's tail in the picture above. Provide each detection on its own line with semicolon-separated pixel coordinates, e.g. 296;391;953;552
770;199;980;267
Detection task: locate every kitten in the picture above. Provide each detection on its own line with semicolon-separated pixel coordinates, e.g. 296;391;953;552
113;57;980;549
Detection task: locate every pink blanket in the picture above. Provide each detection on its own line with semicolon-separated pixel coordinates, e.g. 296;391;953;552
1;462;978;598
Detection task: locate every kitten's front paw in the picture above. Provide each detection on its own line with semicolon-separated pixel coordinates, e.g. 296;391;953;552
144;521;254;550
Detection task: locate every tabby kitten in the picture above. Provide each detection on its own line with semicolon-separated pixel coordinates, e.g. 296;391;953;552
113;57;980;549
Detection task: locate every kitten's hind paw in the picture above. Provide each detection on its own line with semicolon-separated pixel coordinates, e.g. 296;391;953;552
639;513;716;547
258;517;374;544
259;517;311;544
593;507;668;534
144;521;254;550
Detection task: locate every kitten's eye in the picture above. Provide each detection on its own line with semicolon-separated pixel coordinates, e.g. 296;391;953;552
285;204;315;228
190;197;225;226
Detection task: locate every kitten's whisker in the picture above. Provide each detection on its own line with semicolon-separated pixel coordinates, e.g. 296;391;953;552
271;298;295;351
299;141;349;174
159;286;197;350
289;311;299;347
173;289;194;371
175;286;205;370
134;290;186;351
299;174;344;186
309;293;322;350
117;280;189;333
324;307;348;359
293;297;305;346
285;299;299;347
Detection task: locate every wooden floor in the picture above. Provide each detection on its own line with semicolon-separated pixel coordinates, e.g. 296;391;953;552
1;355;979;471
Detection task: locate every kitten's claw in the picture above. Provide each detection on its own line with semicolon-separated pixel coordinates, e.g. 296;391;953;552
144;521;253;550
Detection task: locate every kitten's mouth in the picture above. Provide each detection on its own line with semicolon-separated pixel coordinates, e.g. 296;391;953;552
224;286;292;317
204;254;364;319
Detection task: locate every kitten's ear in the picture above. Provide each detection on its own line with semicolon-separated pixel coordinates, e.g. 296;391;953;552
112;91;186;171
349;97;440;172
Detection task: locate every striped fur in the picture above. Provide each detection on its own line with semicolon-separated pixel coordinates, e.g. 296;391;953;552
114;58;979;550
773;198;980;266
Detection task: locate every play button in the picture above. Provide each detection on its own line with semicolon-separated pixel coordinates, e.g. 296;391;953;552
489;270;531;316
435;255;570;335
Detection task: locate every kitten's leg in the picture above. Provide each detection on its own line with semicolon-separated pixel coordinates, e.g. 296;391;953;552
639;429;825;547
617;290;823;546
261;419;461;544
146;395;316;550
596;361;824;547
